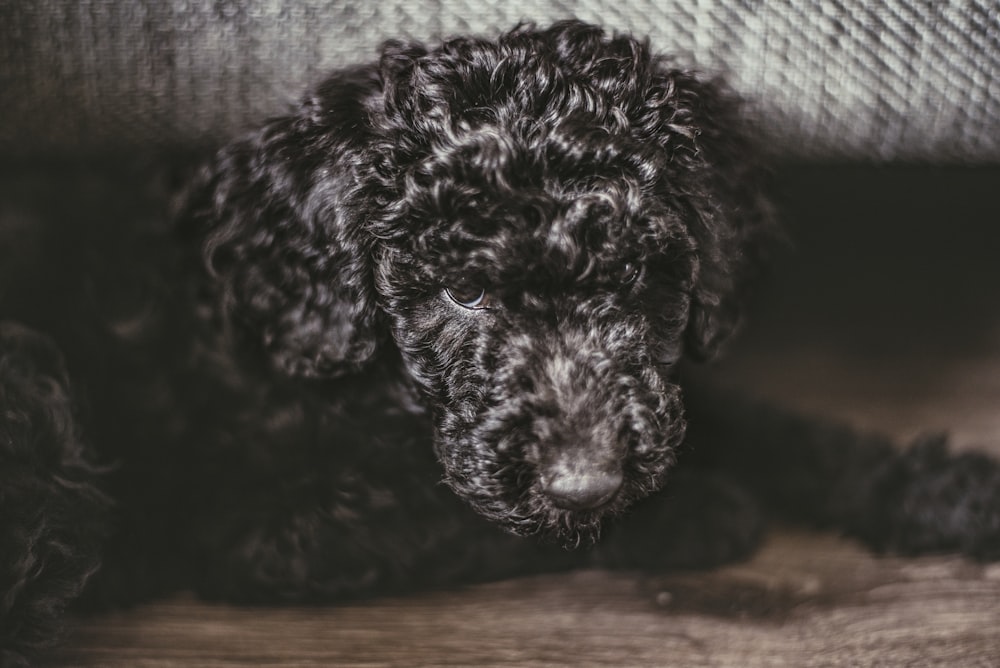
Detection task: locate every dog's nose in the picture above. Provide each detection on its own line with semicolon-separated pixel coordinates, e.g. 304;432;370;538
542;469;623;510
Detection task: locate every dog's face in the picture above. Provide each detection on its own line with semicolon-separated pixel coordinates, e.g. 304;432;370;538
373;123;699;542
189;21;770;545
380;208;693;542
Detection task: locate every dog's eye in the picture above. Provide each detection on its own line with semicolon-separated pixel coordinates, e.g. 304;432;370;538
445;286;492;310
619;262;642;285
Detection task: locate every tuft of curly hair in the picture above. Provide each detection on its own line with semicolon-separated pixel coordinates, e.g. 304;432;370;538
2;20;998;665
0;324;109;665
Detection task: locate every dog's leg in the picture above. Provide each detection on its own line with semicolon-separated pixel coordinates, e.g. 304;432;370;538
594;469;766;570
681;380;1000;560
186;407;581;604
190;486;581;603
0;322;109;666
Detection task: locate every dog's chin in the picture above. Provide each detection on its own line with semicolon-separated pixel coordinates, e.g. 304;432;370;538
531;501;621;549
502;456;677;548
456;483;632;548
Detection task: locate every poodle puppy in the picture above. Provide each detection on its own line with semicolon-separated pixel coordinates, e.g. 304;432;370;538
2;20;999;665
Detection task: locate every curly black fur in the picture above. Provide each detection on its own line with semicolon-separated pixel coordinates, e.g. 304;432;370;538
2;21;999;665
0;324;109;666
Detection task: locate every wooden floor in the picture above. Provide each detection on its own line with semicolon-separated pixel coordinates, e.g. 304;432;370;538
30;166;1000;665
41;532;1000;667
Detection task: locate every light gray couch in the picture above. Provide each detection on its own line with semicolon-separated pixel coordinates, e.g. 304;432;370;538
2;0;998;162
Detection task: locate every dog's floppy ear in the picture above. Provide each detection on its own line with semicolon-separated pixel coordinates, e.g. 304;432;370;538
648;68;774;361
178;66;384;378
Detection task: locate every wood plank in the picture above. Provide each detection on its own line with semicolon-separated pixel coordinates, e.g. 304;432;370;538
46;532;1000;667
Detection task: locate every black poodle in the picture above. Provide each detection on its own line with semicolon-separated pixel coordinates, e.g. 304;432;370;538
2;20;999;666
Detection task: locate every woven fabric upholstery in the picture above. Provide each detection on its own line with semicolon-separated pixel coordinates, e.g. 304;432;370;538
1;0;998;161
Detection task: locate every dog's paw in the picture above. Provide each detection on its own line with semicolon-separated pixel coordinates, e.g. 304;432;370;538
597;472;766;571
849;435;1000;560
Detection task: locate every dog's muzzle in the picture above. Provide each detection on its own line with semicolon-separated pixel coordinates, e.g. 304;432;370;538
537;444;626;511
541;466;623;510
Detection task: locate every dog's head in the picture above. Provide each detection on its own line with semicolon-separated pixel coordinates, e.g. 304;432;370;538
184;21;771;544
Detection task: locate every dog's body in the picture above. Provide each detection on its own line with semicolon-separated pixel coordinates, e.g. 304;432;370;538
2;21;999;665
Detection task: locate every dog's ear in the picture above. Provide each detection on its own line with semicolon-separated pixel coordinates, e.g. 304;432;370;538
178;67;385;378
648;69;774;361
